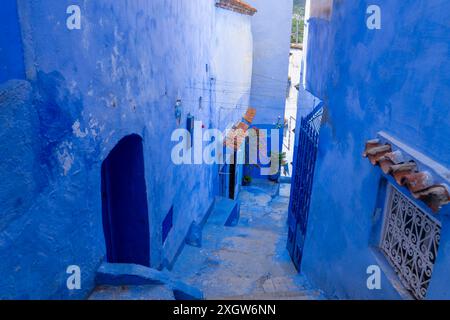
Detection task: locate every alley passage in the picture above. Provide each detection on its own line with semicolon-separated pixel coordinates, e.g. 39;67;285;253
171;180;323;300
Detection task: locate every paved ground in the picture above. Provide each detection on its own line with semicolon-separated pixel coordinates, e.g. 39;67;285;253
89;284;175;300
171;180;324;300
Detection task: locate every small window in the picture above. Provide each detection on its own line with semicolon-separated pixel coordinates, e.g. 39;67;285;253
380;185;441;300
162;206;174;244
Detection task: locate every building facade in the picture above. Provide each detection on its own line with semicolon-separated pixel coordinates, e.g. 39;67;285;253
246;0;293;125
0;0;259;299
298;0;450;299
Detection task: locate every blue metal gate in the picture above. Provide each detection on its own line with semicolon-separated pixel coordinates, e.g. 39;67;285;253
287;103;324;271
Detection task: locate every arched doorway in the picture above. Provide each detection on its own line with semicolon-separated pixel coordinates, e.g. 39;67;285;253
101;134;150;267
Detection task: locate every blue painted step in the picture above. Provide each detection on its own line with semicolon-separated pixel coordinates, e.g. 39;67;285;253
208;196;241;227
185;196;240;248
89;284;175;300
95;263;203;300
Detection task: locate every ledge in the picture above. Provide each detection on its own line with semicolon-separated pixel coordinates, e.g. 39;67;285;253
215;0;257;16
363;132;450;213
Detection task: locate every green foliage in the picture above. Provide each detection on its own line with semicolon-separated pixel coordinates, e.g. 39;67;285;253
291;0;305;44
291;18;305;44
293;0;306;15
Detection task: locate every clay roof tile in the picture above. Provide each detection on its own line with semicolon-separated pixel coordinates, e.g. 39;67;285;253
236;122;249;131
363;139;450;212
363;140;381;157
224;121;250;151
390;162;418;185
376;151;405;174
216;0;257;16
403;171;434;193
412;185;450;213
364;144;392;165
244;107;257;123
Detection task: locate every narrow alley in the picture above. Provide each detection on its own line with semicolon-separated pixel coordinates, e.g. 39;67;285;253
1;0;449;306
171;180;323;300
89;180;325;300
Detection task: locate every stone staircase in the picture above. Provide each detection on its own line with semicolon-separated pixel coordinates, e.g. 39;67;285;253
169;180;325;300
88;263;203;300
89;284;175;300
88;195;242;301
88;180;325;301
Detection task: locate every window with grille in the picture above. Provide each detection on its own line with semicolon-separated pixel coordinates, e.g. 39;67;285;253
380;185;441;300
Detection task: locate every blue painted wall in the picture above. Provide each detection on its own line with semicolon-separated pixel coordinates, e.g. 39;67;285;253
209;8;254;199
303;18;330;99
211;9;253;130
245;124;284;180
300;0;450;299
0;0;25;82
0;0;253;299
246;0;293;125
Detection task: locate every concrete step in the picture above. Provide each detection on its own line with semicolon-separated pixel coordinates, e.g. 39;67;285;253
89;284;175;300
185;196;241;248
94;263;203;300
208;196;240;227
211;290;323;301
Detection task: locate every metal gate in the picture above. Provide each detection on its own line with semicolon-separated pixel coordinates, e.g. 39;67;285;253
287;103;324;271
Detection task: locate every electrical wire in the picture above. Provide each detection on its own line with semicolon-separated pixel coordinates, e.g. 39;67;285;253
185;86;290;101
181;97;300;111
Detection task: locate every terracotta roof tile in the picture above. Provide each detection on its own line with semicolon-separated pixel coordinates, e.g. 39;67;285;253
412;185;450;213
216;0;257;16
363;140;381;157
378;159;394;174
376;151;405;174
363;144;392;165
403;172;434;193
223;108;257;151
382;151;406;164
392;168;416;186
236;122;249;131
389;162;416;173
244;107;257;123
363;139;381;151
363;139;450;213
224;131;246;150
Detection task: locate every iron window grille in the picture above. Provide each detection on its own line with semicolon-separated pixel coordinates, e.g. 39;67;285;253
380;185;441;300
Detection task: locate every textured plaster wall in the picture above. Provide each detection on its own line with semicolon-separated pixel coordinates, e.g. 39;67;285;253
0;0;26;82
303;18;331;99
211;9;253;130
246;0;293;125
211;9;253;198
0;0;253;299
301;0;450;299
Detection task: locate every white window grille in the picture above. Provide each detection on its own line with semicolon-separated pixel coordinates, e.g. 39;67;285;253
381;185;441;300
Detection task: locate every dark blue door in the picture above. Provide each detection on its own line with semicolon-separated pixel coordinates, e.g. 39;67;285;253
101;134;150;267
287;104;323;271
